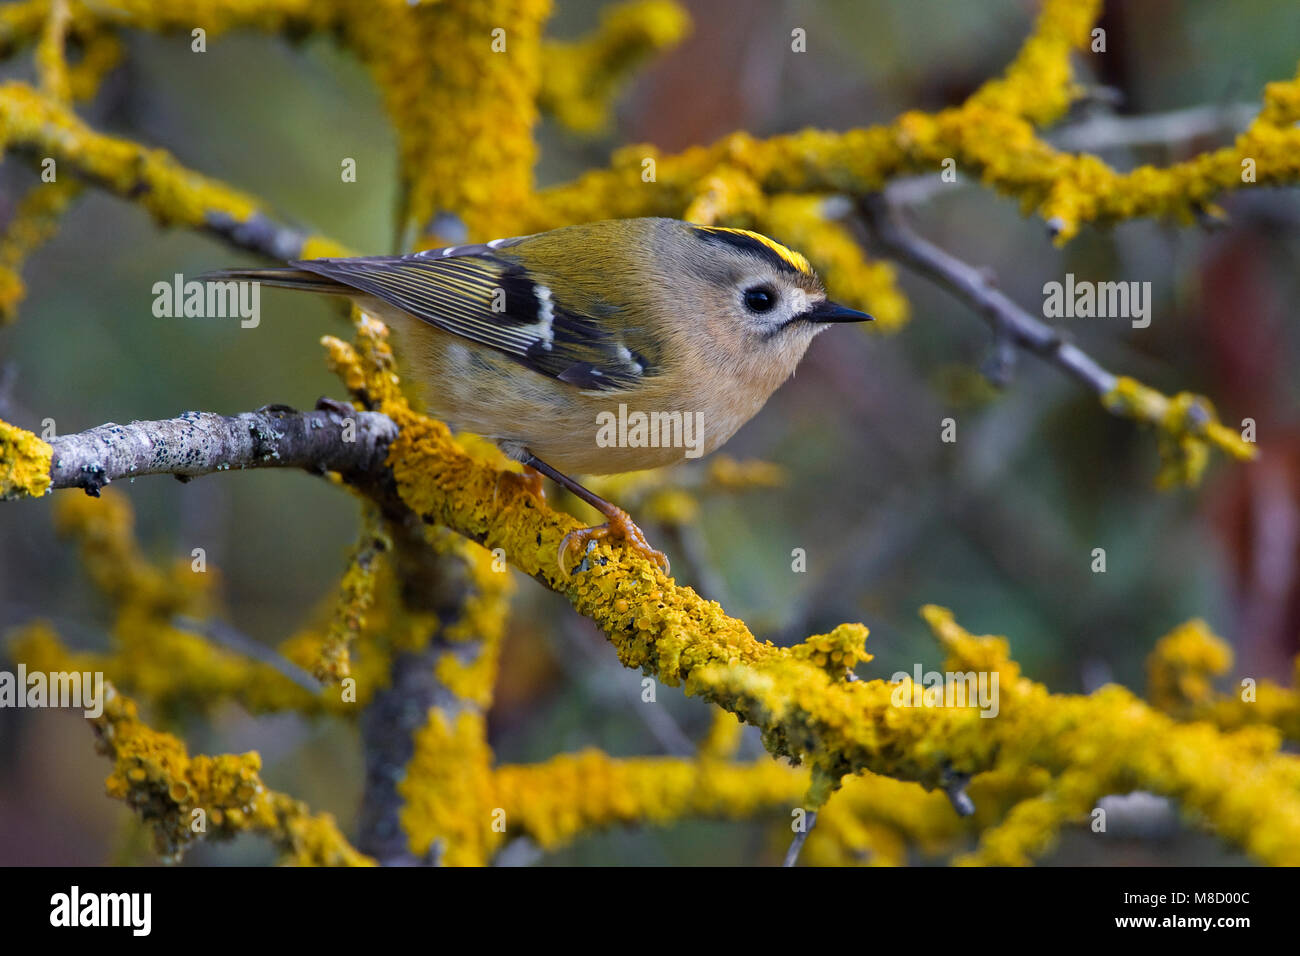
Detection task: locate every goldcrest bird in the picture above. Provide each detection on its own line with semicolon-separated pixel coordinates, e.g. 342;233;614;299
208;217;872;574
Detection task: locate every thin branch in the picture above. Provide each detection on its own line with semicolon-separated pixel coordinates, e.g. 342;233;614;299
493;837;543;867
173;614;322;695
545;617;696;758
0;360;17;419
0;82;353;263
884;102;1261;209
202;210;318;263
1094;791;1178;838
856;194;1118;397
1049;102;1258;153
943;771;977;817
45;402;398;496
782;810;817;867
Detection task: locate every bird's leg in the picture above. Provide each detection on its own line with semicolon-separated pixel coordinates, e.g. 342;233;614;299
521;453;670;578
493;464;546;507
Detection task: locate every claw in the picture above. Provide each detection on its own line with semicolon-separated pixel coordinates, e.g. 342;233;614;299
557;507;670;578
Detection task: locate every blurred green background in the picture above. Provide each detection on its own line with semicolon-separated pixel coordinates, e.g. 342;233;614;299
2;0;1299;865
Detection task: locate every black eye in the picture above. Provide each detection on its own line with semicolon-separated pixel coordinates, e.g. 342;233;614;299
743;286;777;313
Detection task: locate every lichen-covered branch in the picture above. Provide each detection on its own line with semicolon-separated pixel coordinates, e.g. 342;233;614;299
538;0;689;134
526;0;1300;244
7;315;1300;865
315;319;1300;865
0;82;351;261
0;177;82;322
314;508;390;683
91;681;371;865
1147;619;1300;742
3;0;1298;869
346;0;553;248
7;496;330;718
492;750;805;854
363;523;514;866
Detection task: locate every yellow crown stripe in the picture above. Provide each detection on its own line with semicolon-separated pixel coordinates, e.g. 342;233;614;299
698;226;812;275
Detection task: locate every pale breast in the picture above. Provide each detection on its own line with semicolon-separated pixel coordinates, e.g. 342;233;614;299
372;300;780;475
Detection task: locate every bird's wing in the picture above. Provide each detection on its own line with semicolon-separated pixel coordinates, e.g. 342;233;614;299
289;244;655;392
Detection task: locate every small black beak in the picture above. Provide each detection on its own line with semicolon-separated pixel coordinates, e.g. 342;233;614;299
805;299;874;323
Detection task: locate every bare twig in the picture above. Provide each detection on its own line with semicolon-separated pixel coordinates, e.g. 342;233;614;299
0;361;17;419
1049;102;1257;153
545;617;696;758
493;837;543;867
45;402;398;496
782;810;817;867
943;771;977;817
1094;791;1178;838
173;615;321;694
857;194;1118;397
203;210;318;263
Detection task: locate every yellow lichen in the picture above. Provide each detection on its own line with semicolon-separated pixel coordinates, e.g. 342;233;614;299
579;454;785;527
1146;618;1236;713
1102;377;1257;488
315;510;390;683
921;606;1300;865
0;418;52;498
1147;619;1300;742
493;749;800;852
90;681;371;865
0;178;82;322
965;0;1099;125
525;0;1300;247
398;709;498;866
312;312;1300;865
539;0;690;134
4;0;1298;869
337;0;553;247
34;0;70;102
697;708;744;761
8;491;350;717
0;80;351;255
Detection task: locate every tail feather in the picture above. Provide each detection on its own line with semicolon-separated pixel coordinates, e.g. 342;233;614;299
197;267;352;294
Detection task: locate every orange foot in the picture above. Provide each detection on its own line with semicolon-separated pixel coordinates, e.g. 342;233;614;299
494;465;546;507
558;507;670;578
